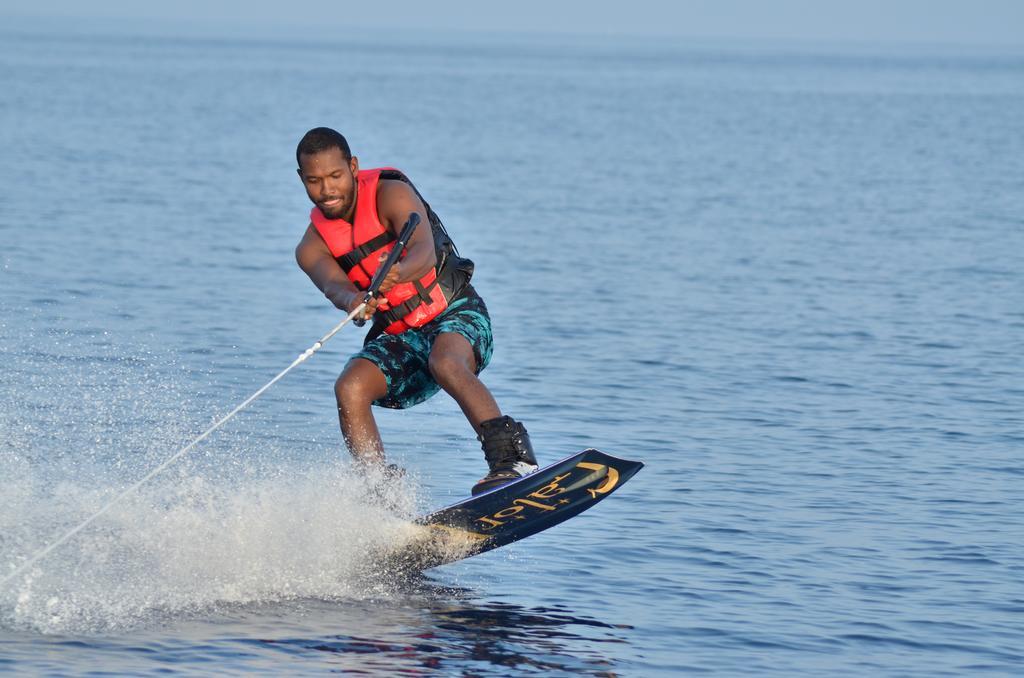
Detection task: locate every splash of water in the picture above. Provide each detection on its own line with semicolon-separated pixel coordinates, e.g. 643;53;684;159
0;321;425;635
1;460;420;634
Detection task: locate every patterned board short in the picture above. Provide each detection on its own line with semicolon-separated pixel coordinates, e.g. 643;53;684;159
350;286;494;410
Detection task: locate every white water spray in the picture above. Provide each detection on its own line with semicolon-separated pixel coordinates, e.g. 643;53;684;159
1;305;368;598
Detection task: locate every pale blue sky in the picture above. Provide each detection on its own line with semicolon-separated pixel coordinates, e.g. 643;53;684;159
2;0;1023;47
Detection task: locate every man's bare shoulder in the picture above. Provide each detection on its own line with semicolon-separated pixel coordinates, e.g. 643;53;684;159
297;223;326;247
295;223;329;265
376;178;418;203
375;178;423;227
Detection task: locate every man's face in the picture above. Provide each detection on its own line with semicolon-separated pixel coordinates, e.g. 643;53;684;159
297;148;359;220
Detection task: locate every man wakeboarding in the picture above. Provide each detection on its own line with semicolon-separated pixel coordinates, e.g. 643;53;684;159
294;127;538;495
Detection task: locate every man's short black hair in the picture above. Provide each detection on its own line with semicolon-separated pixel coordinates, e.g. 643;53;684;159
296;127;351;167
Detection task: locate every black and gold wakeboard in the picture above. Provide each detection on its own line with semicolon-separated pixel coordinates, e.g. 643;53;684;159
383;449;643;571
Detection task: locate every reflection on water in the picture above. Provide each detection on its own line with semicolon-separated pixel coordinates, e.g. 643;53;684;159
259;580;629;675
0;577;632;675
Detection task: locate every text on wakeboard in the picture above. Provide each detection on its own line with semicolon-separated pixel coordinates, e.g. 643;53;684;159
473;461;620;530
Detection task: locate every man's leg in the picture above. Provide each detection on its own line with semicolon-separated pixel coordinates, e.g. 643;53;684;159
335;357;389;463
429;332;538;495
427;332;500;434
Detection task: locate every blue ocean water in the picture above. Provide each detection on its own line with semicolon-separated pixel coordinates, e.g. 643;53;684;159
1;28;1023;675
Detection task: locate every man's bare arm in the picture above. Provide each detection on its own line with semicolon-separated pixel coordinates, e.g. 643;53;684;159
374;180;437;291
295;225;367;314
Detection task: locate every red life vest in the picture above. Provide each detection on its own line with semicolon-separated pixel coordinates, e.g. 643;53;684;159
310;167;448;335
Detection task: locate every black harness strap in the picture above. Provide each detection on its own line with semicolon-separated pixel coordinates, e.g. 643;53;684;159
411;279;433;304
335;232;395;275
378;278;440;327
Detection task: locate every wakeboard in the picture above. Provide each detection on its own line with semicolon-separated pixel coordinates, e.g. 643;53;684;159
381;449;643;571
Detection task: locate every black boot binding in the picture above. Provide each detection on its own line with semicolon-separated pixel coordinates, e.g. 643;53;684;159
472;416;539;496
